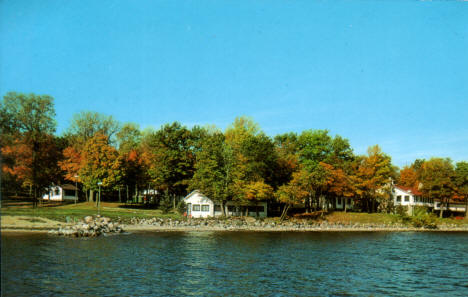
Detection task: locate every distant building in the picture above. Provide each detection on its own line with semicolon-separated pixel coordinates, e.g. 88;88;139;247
183;190;268;218
43;184;78;201
393;185;465;215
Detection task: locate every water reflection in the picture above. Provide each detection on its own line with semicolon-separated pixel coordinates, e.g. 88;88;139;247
2;232;468;296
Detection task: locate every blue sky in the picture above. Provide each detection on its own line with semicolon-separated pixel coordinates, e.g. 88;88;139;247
1;0;467;167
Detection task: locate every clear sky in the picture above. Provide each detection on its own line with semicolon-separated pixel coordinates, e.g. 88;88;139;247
1;0;467;167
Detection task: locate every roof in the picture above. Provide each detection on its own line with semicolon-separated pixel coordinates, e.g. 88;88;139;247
60;184;78;191
183;190;210;201
395;185;422;196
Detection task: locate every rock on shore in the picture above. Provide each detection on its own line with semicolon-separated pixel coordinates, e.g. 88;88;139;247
49;215;124;237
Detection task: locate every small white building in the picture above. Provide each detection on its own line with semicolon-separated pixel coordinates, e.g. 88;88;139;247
332;197;354;210
183;190;268;218
393;185;434;214
43;184;78;201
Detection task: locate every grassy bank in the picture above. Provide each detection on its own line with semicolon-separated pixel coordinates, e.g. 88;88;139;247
1;202;182;223
2;202;467;228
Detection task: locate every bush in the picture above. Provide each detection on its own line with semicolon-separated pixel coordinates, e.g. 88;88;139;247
395;205;408;216
159;192;173;214
176;200;186;215
411;206;437;229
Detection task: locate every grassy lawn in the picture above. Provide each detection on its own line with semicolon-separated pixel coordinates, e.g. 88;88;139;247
323;211;401;225
1;202;183;223
323;211;468;226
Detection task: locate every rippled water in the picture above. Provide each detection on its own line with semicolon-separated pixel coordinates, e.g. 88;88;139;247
2;231;468;296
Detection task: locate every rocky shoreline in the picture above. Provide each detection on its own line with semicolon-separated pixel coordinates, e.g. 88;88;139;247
2;216;468;234
48;215;124;237
122;217;468;232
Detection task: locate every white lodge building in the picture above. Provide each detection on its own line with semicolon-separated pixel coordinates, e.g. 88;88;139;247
393;185;434;215
183;190;268;218
43;184;78;201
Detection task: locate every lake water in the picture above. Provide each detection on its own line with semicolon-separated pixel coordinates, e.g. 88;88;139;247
2;231;468;296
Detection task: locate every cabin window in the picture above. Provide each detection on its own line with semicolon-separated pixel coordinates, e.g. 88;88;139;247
404;196;409;202
201;205;209;212
193;204;200;211
214;205;221;212
54;189;60;195
257;206;264;212
396;195;401;202
227;205;236;212
64;190;75;196
347;198;351;205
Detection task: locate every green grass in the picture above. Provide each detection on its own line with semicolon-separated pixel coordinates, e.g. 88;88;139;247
1;202;183;223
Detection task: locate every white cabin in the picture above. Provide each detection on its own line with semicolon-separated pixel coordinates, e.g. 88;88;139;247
393;185;434;215
43;184;78;201
183;190;268;218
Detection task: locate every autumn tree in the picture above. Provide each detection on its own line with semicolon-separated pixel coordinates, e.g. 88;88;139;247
351;145;394;213
0;92;58;206
79;134;124;199
420;158;455;218
398;166;419;188
454;161;468;216
276;170;310;221
225;117;278;209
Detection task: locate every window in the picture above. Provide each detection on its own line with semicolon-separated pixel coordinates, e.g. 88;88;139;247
214;205;221;212
404;196;410;202
64;189;75;196
193;204;200;211
347;198;351;205
227;205;236;212
396;195;401;202
201;205;209;212
337;198;342;204
54;189;60;196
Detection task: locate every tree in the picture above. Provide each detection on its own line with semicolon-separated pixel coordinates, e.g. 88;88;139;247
144;122;195;205
0;92;57;206
420;158;455;218
189;131;234;215
224;117;278;208
243;180;273;217
398;166;419;188
66;111;120;145
79;134;124;199
351;145;394;213
116;122;141;154
454;162;468;216
276;170;310;221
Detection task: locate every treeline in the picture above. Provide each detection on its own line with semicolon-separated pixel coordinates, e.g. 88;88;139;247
1;92;467;216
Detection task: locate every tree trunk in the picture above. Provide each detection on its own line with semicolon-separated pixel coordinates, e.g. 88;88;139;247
465;196;468;217
118;187;121;203
221;201;226;216
173;193;176;209
439;199;444;218
280;204;290;222
126;185;129;203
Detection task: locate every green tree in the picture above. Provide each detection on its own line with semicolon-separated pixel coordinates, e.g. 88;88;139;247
0;92;57;206
67;111;120;145
420;158;455;218
189;131;234;215
144;122;195;206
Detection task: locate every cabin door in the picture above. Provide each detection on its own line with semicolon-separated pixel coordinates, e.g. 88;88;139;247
187;203;192;217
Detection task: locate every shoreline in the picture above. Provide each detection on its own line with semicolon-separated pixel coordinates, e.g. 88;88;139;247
2;215;468;234
3;225;468;234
